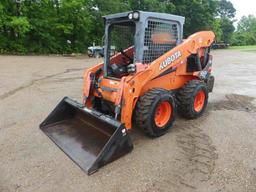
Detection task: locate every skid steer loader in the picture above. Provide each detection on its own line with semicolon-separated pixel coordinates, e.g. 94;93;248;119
40;11;215;175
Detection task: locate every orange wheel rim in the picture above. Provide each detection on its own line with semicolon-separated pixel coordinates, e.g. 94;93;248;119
194;90;205;112
154;101;172;128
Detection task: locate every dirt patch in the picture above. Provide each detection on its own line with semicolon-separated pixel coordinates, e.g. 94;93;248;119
0;67;84;100
175;122;218;189
210;94;256;112
140;120;218;192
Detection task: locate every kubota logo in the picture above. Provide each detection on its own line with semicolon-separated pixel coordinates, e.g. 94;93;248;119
159;51;182;70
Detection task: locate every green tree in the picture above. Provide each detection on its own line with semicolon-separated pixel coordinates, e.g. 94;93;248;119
0;0;239;54
128;0;175;12
217;0;236;18
58;0;93;53
216;0;236;43
170;0;218;37
232;15;256;45
220;17;235;43
87;0;129;45
212;18;223;42
0;1;31;53
237;15;256;33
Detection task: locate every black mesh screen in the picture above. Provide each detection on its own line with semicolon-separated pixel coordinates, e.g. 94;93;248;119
109;22;135;54
143;20;178;63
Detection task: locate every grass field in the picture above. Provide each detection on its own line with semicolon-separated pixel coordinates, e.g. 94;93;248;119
229;45;256;51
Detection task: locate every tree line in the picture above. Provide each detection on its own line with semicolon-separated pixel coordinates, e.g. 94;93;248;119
0;0;254;54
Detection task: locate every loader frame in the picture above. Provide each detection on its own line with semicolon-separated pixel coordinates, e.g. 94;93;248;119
83;11;215;129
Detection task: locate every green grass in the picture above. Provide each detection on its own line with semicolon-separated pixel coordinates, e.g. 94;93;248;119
229;45;256;51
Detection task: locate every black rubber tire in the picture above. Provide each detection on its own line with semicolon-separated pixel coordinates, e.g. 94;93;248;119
134;88;176;137
177;80;209;119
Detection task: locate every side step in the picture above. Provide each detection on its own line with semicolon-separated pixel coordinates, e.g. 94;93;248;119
40;97;133;175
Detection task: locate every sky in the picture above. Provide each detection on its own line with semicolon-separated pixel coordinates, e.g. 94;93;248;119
229;0;256;22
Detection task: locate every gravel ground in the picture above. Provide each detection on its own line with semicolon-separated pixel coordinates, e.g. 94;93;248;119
0;50;256;192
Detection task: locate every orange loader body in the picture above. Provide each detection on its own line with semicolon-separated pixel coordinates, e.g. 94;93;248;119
83;31;215;129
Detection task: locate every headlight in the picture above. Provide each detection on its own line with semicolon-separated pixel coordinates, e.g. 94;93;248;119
128;13;133;20
133;12;139;19
128;12;140;20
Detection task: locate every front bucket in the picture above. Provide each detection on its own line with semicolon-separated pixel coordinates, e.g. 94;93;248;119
40;97;133;175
